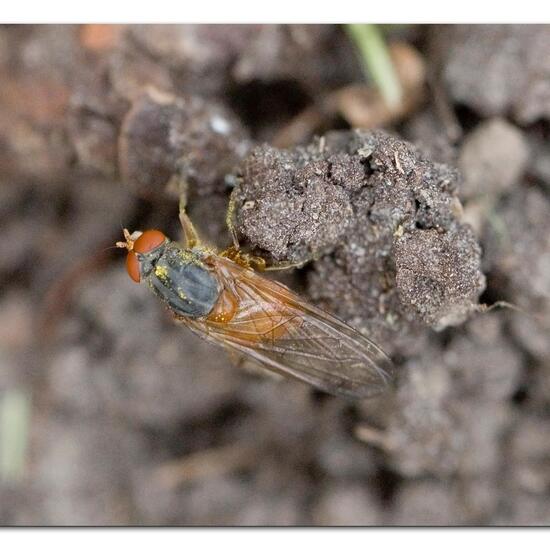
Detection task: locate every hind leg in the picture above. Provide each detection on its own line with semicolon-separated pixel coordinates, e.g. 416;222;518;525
261;259;308;271
220;244;307;272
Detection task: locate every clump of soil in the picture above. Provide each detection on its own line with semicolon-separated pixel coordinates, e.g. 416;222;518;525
119;88;251;198
430;25;550;123
1;24;550;527
231;130;485;348
458;118;529;200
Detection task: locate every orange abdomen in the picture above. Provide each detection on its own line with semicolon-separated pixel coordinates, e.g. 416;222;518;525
206;280;302;344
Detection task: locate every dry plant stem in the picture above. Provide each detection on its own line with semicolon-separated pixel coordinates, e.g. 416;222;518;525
153;444;257;490
428;70;463;142
354;424;396;452
272;42;426;148
38;247;113;343
272;99;335;149
476;300;542;321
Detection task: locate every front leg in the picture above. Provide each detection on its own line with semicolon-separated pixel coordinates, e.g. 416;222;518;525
179;197;201;249
223;189;308;272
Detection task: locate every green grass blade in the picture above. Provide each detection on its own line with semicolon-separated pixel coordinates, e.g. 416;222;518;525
0;389;31;484
346;24;403;108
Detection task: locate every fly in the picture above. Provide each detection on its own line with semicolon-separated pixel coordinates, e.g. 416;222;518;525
116;206;395;399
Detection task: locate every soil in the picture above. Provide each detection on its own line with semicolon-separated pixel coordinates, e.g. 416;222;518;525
1;24;549;526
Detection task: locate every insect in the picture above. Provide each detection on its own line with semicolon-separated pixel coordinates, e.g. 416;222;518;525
116;205;395;399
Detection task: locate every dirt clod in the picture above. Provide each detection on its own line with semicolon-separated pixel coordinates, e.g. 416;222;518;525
2;24;549;528
394;227;484;328
431;25;550;123
119;88;250;198
233;129;485;347
458;118;529;200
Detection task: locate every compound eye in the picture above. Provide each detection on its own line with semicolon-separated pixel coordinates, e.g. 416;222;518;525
133;229;166;254
126;251;141;283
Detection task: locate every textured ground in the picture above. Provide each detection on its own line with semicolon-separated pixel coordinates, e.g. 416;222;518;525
1;24;549;526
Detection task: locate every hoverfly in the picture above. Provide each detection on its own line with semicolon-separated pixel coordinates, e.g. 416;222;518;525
116;206;395;399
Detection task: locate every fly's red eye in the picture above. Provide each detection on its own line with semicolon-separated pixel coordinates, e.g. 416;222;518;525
126;251;141;283
133;229;166;254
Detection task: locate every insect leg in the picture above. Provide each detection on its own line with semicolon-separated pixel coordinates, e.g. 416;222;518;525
226;188;241;250
261;259;309;272
224;187;308;271
245;254;307;272
179;199;201;248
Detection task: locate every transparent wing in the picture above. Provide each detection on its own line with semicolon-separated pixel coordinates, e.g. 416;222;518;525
184;256;395;399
